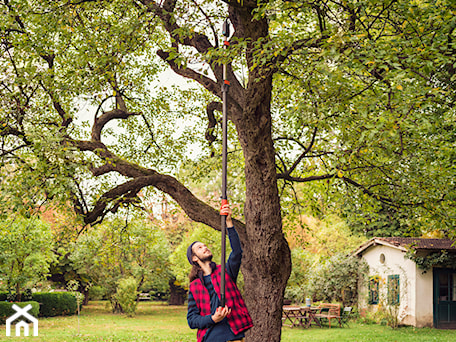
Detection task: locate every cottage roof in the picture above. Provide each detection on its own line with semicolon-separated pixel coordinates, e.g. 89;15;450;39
353;237;456;256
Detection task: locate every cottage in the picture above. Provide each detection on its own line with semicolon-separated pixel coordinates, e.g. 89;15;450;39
354;237;456;329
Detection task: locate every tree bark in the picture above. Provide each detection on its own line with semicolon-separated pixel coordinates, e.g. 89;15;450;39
235;75;291;341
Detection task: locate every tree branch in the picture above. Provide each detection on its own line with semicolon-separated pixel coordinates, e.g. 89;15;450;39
286;126;318;176
156;50;220;95
92;109;140;142
205;101;222;145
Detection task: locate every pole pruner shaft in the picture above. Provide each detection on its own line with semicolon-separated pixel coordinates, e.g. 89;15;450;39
220;18;230;308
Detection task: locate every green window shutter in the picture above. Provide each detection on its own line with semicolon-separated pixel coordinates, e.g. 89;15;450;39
369;277;379;305
388;275;400;305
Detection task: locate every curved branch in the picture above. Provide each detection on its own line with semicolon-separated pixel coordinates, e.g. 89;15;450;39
83;172;246;238
286;127;318;176
157;50;220;96
277;173;334;183
277;170;422;208
92;109;140;142
73;137;247;236
90;163;116;177
205;101;222;145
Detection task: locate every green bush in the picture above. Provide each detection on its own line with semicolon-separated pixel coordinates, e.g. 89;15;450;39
115;277;138;317
0;289;33;302
308;254;368;306
0;301;40;324
88;286;106;301
32;292;77;317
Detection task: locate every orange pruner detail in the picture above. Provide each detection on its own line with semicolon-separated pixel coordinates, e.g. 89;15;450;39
224;80;230;85
224;41;230;46
220;199;229;215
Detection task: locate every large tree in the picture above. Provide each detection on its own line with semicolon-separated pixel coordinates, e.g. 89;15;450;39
1;0;455;340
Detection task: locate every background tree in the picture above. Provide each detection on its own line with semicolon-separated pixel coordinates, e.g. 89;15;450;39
308;254;368;306
69;218;171;312
1;0;455;339
0;215;55;300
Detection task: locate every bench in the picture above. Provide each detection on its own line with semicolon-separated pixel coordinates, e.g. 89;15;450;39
314;303;341;328
138;293;151;301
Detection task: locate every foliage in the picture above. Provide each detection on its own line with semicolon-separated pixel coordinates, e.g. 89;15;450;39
284;215;366;304
0;301;40;325
283;214;365;254
0;215;55;299
115;277;139;317
88;286;106;301
284;248;314;304
31;292;77;317
342;203;422;238
69;218;172;310
405;249;456;272
308;254;368;306
66;280;85;305
270;0;456;235
1;0;456;339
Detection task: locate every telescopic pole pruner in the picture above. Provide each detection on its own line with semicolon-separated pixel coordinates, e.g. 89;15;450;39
220;18;230;308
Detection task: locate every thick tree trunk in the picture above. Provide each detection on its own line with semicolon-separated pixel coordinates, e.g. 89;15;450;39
237;76;292;342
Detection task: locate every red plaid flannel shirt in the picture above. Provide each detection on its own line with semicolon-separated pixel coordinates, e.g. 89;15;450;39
189;265;253;342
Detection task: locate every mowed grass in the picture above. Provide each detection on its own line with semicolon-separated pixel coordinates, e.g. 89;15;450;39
1;301;456;341
1;301;194;342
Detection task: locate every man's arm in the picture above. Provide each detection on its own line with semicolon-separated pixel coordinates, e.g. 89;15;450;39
187;289;214;329
187;289;231;328
226;226;242;282
221;204;243;282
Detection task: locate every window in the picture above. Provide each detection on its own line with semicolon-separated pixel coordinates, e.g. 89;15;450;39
388;275;400;305
369;276;380;304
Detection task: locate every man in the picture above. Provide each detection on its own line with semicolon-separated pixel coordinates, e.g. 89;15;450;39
186;203;253;342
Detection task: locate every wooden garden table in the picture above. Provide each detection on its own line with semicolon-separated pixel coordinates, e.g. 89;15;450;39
282;306;321;328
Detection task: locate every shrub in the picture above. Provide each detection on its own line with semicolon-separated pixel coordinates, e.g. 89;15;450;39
0;292;6;301
31;292;77;317
0;301;39;324
88;285;106;301
308;254;368;306
115;277;138;317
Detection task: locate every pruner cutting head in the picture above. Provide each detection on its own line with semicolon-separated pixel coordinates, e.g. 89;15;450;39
222;19;230;37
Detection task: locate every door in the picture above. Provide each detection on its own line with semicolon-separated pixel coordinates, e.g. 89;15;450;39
433;268;456;329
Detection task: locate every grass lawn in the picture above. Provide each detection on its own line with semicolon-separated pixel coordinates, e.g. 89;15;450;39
1;301;455;341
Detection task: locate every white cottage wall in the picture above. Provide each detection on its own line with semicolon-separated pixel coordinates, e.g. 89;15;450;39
359;245;417;326
414;266;434;327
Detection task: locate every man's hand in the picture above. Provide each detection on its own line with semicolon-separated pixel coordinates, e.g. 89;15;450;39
211;305;231;323
220;203;233;227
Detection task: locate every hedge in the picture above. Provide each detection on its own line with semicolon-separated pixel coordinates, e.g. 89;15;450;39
0;301;40;325
32;292;77;317
0;290;32;302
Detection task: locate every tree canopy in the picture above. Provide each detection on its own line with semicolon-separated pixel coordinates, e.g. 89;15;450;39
1;0;455;340
0;215;55;298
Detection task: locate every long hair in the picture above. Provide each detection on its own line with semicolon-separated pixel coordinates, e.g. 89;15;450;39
189;263;203;283
188;259;216;283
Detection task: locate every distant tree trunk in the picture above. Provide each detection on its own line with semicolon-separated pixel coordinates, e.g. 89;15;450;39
168;278;187;305
15;283;21;302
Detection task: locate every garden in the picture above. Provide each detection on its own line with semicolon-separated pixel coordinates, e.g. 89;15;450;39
1;0;456;341
2;301;456;341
